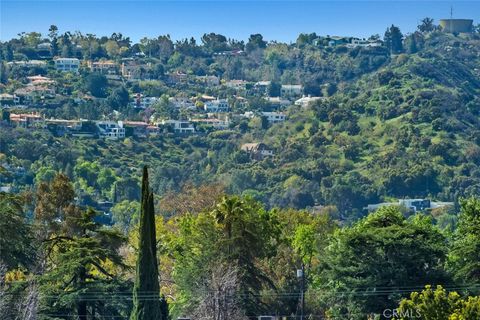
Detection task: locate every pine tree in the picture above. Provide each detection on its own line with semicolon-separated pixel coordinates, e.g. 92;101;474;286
130;166;162;320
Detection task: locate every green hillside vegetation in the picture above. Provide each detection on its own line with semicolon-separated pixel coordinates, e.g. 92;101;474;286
2;30;480;219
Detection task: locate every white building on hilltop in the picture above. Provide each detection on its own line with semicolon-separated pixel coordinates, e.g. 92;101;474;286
365;199;454;213
261;112;286;123
295;95;324;107
96;121;125;139
281;84;303;97
54;58;80;73
204;99;229;113
160;120;195;134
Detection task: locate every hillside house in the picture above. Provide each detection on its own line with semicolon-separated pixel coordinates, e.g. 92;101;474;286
89;60;118;74
295;95;323;107
122;121;149;137
146;125;160;137
254;81;271;95
167;71;189;84
196;75;220;87
281;84;303;97
0;93;16;105
204;99;229;113
54;58;80;73
347;38;383;48
7;60;47;68
266;97;291;109
45;119;82;136
190;117;230;130
241;142;274;160
365;199;454;213
160;120;195;134
261;112;286;123
225;79;248;90
169;97;196;110
131;94;159;109
327;36;350;46
14;85;55;104
9;113;44;128
95;121;125;139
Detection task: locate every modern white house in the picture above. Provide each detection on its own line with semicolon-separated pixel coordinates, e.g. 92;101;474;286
7;60;47;67
160;120;195;134
190;117;230;130
295;95;324;107
131;94;159;109
261;112;286;123
96;121;125;139
347;38;383;48
281;84;303;97
365;199;454;213
89;60;118;74
54;58;80;73
224;79;248;90
266;97;291;108
204;99;229;113
169;97;196;110
196;75;220;87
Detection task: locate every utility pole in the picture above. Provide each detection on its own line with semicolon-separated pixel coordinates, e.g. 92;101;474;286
297;263;305;320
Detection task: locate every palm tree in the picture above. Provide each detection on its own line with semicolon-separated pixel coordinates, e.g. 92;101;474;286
212;196;246;255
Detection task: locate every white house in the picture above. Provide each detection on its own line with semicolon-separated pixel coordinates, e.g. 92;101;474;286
190;117;230;130
225;79;248;90
89;60;118;74
169;97;196;110
295;95;324;107
160;120;195;134
281;84;303;97
96;121;125;139
204;99;229;113
365;199;454;213
242;111;286;123
7;60;47;67
131;94;159;109
54;58;80;73
266;97;291;108
346;38;383;48
261;112;286;123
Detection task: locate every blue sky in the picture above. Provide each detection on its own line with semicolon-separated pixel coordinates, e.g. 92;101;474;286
1;1;479;43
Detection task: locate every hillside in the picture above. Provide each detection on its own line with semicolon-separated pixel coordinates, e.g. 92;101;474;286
1;31;480;220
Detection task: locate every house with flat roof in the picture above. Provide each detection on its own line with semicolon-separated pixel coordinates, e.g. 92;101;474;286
261;112;286;123
95;121;125;139
89;60;118;74
190;117;230;130
160;120;195;134
364;199;454;213
130;94;159;109
295;95;324;107
281;84;303;98
204;99;229;113
9;113;44;128
169;97;196;110
54;58;80;73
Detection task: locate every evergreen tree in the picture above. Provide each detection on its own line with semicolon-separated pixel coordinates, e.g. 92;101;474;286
130;166;162;320
36;174;129;320
384;24;404;54
407;34;418;54
448;197;480;289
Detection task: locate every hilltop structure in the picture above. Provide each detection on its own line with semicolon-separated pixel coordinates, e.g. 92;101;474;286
439;19;474;33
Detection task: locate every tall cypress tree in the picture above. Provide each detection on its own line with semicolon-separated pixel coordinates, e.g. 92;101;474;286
131;166;162;320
